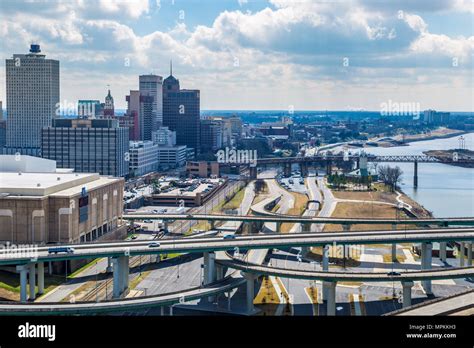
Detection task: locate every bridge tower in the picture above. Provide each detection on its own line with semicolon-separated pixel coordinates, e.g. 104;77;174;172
413;160;418;189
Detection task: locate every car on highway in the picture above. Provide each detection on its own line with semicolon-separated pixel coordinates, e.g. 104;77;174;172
148;242;161;248
387;271;401;276
289;179;294;184
223;234;236;240
48;247;75;254
299;179;304;185
131;235;138;240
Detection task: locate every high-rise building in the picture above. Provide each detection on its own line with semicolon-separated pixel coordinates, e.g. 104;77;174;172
153;126;176;146
41;118;129;177
128;140;159;177
163;64;200;155
200;120;223;153
0;101;5;148
126;90;140;140
422;109;451;125
103;89;115;117
139;74;163;129
139;95;154;141
5;44;59;156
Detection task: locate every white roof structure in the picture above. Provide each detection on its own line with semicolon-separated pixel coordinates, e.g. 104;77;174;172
0;155;120;197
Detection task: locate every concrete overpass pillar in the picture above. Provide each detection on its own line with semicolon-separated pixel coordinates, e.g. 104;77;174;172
322;244;330;301
120;256;130;294
284;163;291;177
401;281;414;308
421;242;432;295
28;263;36;301
112;256;130;299
342;224;351;232
16;265;29;303
37;262;44;295
106;257;113;273
275;222;282;233
323;281;337;316
243;273;258;315
249;166;258;179
392;244;397;262
413;160;418;189
459;243;465;267
209;220;215;230
216;264;224;281
301;223;311;255
203;252;216;285
468;242;473;266
439;242;447;262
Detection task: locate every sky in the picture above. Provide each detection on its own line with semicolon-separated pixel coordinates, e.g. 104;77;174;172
0;0;473;111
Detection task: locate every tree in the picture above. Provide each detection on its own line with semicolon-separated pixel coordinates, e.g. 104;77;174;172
378;165;403;192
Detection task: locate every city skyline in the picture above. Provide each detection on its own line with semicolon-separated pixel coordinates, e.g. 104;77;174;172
0;0;473;111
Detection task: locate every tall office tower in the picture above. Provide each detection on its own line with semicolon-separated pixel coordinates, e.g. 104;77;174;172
162;63;200;155
126;90;140;140
139;95;154;141
103;89;115;117
200;120;223;153
5;44;59;156
0;101;5;148
41;118;129;177
139;74;163;129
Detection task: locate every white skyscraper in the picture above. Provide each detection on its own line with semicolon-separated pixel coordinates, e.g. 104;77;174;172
139;74;163;130
5;44;59;156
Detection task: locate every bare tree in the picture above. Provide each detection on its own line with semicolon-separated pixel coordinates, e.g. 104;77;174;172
378;165;403;192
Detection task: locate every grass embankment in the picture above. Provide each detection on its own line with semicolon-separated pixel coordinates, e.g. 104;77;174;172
0;270;65;301
324;202;410;232
280;192;308;233
221;187;245;211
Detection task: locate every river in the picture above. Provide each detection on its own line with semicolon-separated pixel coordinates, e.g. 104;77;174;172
355;133;474;218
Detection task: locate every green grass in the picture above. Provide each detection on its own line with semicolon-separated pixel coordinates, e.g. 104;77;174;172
221;188;245;211
160;253;181;260
0;270;65;295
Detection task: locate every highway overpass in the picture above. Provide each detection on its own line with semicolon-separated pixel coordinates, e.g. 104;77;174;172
123;213;474;227
2;227;474;266
0;274;245;316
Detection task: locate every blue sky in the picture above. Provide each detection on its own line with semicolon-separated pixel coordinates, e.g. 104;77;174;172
0;0;473;111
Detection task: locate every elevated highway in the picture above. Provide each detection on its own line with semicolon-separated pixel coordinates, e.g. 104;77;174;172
123;213;474;227
0;274;245;316
217;257;474;282
2;227;474;266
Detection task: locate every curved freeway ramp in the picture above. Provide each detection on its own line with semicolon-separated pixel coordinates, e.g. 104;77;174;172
386;289;474;316
0;274;245;316
217;257;474;282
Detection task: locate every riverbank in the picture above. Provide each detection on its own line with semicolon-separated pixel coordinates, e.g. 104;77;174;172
364;128;466;148
424;149;474;168
323;183;432;232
